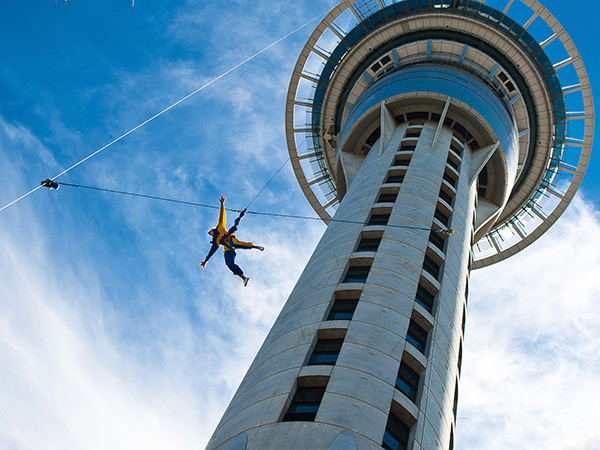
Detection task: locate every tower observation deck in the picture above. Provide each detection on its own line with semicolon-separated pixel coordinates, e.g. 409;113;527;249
207;1;593;449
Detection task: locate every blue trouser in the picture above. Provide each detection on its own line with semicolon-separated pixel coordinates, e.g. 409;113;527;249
224;250;244;276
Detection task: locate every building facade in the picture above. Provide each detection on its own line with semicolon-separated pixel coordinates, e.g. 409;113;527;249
206;1;593;449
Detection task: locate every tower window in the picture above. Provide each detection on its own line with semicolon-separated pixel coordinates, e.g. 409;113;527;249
399;143;417;152
343;266;371;283
452;380;459;421
415;283;436;313
429;230;446;252
457;340;463;375
434;207;450;227
282;386;326;422
443;170;457;188
368;213;390;226
450;141;463;156
356;237;381;252
382;409;411;450
406;319;428;354
406;111;429;123
446;156;460;171
385;173;405;184
328;298;358;320
439;188;454;206
405;128;421;138
395;361;421;403
308;338;344;365
393;158;410;167
423;254;441;280
378;192;398;203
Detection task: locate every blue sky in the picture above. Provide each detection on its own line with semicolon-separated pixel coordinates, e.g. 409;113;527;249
1;1;599;449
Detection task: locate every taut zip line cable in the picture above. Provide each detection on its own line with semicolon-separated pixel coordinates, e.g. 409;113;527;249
244;158;289;211
52;181;454;234
0;10;327;213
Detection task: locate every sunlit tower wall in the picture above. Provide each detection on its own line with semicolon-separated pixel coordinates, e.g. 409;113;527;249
206;1;593;449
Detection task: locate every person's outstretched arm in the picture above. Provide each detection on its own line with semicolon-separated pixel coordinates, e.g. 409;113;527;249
199;241;219;269
216;194;227;235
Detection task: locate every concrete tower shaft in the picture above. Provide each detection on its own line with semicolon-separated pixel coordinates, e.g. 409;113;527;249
208;119;474;450
207;1;593;449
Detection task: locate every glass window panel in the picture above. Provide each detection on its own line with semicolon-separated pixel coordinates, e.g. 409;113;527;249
416;284;435;312
406;320;428;354
328;298;358;320
309;339;344;365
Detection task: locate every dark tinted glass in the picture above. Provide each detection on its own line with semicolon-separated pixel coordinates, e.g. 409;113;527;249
282;387;326;422
446;157;460;171
406;320;428;354
415;284;435;313
429;230;446;252
357;238;381;252
368;214;390;226
378;193;398;203
396;361;420;402
393;159;410;167
439;189;454;206
434;208;450;227
386;174;405;184
423;255;441;280
381;412;411;450
308;339;343;365
343;266;371;283
328;299;358;320
443;171;457;187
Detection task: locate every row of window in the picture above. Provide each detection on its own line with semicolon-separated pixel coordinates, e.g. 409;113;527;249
283;133;466;449
389;135;466;447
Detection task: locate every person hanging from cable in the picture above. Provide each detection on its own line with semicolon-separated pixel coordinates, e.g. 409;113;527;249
199;194;264;286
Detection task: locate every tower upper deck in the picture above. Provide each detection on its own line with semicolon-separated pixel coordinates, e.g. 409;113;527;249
285;0;593;268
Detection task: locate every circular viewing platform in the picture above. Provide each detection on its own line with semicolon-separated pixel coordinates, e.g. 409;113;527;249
285;0;593;268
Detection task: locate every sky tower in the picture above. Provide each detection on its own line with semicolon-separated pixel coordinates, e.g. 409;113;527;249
207;1;593;449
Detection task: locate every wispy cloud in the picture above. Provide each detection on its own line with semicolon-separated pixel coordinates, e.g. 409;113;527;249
0;111;324;449
457;196;600;450
2;1;599;449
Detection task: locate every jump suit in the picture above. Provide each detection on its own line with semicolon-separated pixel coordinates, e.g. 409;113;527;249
204;203;253;276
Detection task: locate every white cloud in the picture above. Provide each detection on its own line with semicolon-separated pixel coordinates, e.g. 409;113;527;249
2;2;598;449
0;116;58;179
0;111;324;448
457;195;600;450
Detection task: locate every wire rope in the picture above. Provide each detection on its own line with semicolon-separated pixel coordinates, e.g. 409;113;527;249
0;10;326;213
244;159;289;210
55;181;453;234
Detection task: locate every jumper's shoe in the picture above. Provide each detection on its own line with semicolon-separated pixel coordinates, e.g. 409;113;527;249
244;277;250;287
256;246;265;251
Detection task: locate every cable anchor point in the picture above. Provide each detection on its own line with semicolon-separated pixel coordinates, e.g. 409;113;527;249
41;179;60;190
